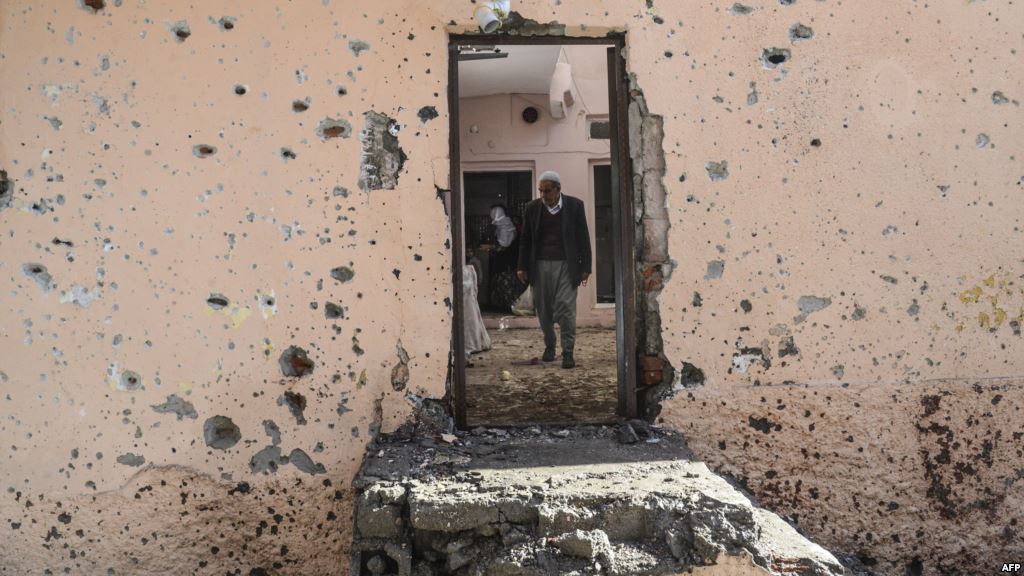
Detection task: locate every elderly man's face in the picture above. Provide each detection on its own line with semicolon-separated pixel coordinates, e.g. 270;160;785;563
539;180;561;207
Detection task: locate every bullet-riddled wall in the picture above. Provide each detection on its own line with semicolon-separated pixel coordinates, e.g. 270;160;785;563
0;1;1021;575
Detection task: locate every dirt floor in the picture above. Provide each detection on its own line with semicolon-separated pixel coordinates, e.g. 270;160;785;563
465;326;618;426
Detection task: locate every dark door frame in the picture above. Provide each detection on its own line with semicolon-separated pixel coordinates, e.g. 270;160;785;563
447;33;637;428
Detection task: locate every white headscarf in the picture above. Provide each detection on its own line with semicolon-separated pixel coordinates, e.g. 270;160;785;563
489;205;516;248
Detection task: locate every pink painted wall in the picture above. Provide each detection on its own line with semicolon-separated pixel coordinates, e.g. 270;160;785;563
0;1;1021;574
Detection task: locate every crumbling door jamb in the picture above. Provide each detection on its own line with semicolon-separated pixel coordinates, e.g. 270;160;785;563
447;34;636;428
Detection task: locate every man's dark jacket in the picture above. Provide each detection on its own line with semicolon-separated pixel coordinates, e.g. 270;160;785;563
517;194;592;288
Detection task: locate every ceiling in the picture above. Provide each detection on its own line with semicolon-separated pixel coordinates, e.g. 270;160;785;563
458;45;562;98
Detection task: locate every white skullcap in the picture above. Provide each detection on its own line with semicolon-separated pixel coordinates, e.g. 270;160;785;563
538;171;561;185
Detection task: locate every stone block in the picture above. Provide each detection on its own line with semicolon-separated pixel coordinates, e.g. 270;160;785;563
642;218;670;263
357;500;404;539
642;172;668;220
641;114;666;172
409;495;499;532
351;540;412;576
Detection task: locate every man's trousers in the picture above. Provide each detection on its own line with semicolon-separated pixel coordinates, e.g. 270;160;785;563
532;260;578;354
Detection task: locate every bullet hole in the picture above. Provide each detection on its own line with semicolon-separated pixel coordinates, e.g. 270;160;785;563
57;512;72;525
705;160;729;182
692;292;703;307
119;370;142;391
748;415;778;433
289;449;325;475
193;144;217;158
30;198;54;215
907;299;920;317
789;23;814;43
704;260;725;280
324;302;344;319
52;237;73;247
760;48;790;69
316;117;353;140
250;445;285;474
417;106;439;124
391;362;409;391
729;3;753;15
22;263;53;292
217;16;236;31
797;295;832;315
336;85;348;96
732;347;770;373
746;82;759;106
348;39;370;56
279;346;314;378
332;186;350;198
280;147;297;160
852;304;867;320
991;91;1009;105
740;300;752;313
228;481;251;496
206;293;230;310
263;420;282;446
779;0;795;4
779;336;800;357
832;365;845;379
45;116;63;130
258;291;277;318
116;453;145;467
392;268;401;279
77;0;105;13
358;111;407;191
203;415;241;450
976;133;990;148
278;391;307;425
233;84;247;96
330;266;355;283
170;21;191;42
151;394;198;420
811;138;822;147
0;170;12;211
673;362;705;389
292;98;310;113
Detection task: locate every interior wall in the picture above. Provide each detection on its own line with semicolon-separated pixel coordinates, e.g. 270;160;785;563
0;1;1021;575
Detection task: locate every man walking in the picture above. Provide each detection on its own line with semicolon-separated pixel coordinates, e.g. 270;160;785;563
516;171;592;369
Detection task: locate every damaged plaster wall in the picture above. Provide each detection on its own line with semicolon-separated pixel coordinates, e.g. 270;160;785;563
0;1;1021;575
0;2;451;573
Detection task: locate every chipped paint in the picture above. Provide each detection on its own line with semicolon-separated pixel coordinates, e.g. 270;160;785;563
0;1;1021;574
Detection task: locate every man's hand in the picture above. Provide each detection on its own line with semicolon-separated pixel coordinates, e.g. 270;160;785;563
516;270;528;284
581;272;590;286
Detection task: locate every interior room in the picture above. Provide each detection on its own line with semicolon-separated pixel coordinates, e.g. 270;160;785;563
456;43;619;425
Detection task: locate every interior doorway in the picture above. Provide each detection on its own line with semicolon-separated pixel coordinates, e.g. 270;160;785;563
447;35;636;428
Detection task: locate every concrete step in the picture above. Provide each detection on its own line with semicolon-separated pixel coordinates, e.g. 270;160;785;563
351;425;843;576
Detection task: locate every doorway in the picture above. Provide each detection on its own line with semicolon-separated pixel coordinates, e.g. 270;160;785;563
448;35;636;428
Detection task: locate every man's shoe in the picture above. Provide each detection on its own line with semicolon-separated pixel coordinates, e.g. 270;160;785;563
561;353;575;369
542;347;557;362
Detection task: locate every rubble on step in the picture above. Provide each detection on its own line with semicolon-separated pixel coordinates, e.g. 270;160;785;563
351;425;844;576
